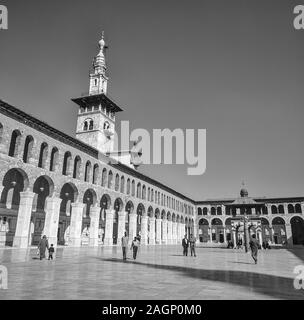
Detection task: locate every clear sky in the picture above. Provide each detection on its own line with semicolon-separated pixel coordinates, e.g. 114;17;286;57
0;0;304;201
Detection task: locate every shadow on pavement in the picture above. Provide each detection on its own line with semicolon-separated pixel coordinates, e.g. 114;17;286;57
98;257;304;300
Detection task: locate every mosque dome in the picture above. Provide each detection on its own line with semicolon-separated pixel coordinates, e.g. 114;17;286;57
240;187;248;198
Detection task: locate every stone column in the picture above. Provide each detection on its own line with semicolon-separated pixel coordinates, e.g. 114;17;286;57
167;220;173;244
155;218;162;244
223;228;227;244
43;196;62;247
117;211;126;246
232;230;236;248
285;223;293;246
176;222;180;244
284;203;288;214
209;227;213;243
69;202;85;247
13;191;35;248
172;222;177;244
128;213;137;241
162;219;168;244
149;217;155;245
141;216;148;245
104;209;114;245
269;225;274;243
89;205;101;247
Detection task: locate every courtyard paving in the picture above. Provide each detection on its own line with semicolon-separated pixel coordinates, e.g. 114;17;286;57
0;245;303;300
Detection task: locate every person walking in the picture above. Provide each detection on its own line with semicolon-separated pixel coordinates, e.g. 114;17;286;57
189;234;197;257
37;235;49;260
121;232;129;261
130;237;140;260
48;244;55;260
249;234;259;264
182;234;189;256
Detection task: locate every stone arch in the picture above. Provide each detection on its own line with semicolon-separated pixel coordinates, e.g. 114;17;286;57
49;147;59;172
100;194;111;210
278;204;284;214
211;207;216;215
120;176;125;193
115;173;120;192
197;207;202;215
172;212;176;222
288;204;295;214
8;129;22;158
38;142;48;169
167;211;171;221
290;216;304;245
101;168;107;187
161;209;166;219
142;185;146;200
155;208;160;219
59;182;79;216
92;164;99;184
148;206;154;218
136;182;141;198
295;203;302;214
271;205;278;214
131;180;135;197
114;197;124;212
83;188;98;217
125;200;134;214
107;170;113;189
126;178;131;195
199;218;209;225
211;218;223;225
23;135;34;163
1;168;29;209
136;203;145;235
32;175;55;212
73;156;82;179
272;216;287;244
113;197;124;245
217;207;222;215
62;151;72;176
84;161;92;183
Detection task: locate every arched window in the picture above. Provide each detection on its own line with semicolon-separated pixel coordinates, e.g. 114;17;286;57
49;147;59;171
93;164;99;184
131;180;135;196
142;185;146;200
108;171;113;189
198;208;202;215
89;120;94;130
23;135;34;163
0;123;3;144
62;152;72;175
8;130;22;157
271;205;278;214
104;121;110;130
101;168;107;187
73;156;81;179
84;161;92;182
295;203;302;213
38;143;48;169
126;178;131;195
278;205;284;214
83;121;88;131
203;207;208;215
115;174;120;191
288;204;295;214
211;207;216;215
137;183;141;198
120;176;125;193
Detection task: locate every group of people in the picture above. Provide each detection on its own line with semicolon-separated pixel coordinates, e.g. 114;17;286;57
37;235;55;260
182;234;197;257
121;232;141;261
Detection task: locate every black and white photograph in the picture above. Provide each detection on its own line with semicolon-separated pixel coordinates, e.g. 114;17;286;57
0;0;304;313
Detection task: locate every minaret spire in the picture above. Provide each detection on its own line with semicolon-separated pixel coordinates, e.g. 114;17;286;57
89;31;108;95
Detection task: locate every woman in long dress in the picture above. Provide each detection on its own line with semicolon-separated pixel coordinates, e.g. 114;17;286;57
38;235;49;260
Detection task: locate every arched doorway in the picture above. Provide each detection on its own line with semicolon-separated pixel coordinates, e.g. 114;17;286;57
113;198;123;245
272;217;286;245
291;216;304;245
31;175;54;245
211;218;224;243
100;194;111;244
82;189;97;246
198;218;209;243
125;201;134;236
58;183;78;245
0;168;29;246
136;203;145;237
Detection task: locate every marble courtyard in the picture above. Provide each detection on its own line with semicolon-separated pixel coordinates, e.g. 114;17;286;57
0;245;303;300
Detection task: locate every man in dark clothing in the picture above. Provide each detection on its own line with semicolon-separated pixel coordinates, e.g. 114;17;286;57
189;234;197;257
249;234;259;264
121;232;129;261
182;235;189;256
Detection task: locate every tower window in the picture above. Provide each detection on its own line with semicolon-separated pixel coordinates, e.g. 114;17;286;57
83;122;88;131
87;106;92;112
89;120;94;130
94;79;97;86
104;121;110;130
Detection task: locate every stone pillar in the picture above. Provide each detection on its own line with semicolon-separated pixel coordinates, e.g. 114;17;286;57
223;228;227;244
43;196;62;247
285;223;293;246
162;219;168;244
172;222;177;244
149;217;155;245
89;205;101;247
69;202;85;247
128;213;137;242
141;216;148;245
167;220;173;244
258;231;263;249
176;222;180;244
117;211;126;246
232;230;236;248
155;218;162;244
269;225;274;243
209;227;213;243
13;191;35;248
104;209;114;245
284;203;288;214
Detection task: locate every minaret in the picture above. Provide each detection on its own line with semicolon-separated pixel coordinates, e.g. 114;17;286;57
89;31;108;95
72;33;123;154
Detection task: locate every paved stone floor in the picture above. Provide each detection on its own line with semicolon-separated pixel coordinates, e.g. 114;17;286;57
0;245;303;300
